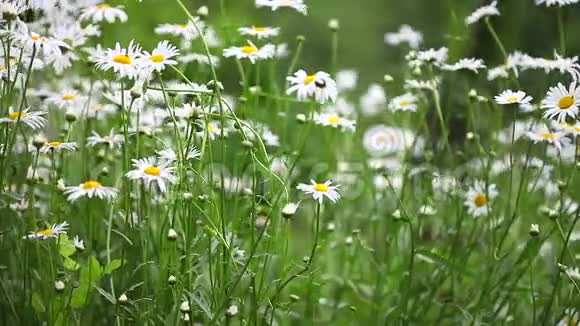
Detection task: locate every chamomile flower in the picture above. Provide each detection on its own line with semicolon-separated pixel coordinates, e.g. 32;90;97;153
223;41;275;64
155;21;202;39
313;112;356;132
541;82;580;122
360;84;387;116
286;70;337;104
140;40;179;73
40;141;77;153
198;120;228;140
0;108;47;130
296;180;341;204
535;0;579;7
64;180;118;202
157;147;201;162
442;58;486;73
125;157;177;193
11;29;67;57
494;90;533;105
80;3;128;23
255;0;308;15
47;89;82;109
238;26;280;39
464;181;498;217
389;93;418;112
465;1;500;25
335;69;358;91
93;40;142;79
384;25;423;49
363;125;412;156
526;125;571;151
86;129;124;149
72;235;85;251
24;222;69;240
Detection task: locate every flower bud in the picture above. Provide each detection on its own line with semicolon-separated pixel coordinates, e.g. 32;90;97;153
180;300;191;313
328;19;339;31
54;280;65;292
168;275;177;285
118;293;128;304
529;224;540;237
226;305;239;317
282;202;299;219
197;6;209;17
383;74;394;84
167;228;178;241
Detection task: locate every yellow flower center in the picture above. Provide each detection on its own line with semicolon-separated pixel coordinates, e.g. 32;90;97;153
8;111;26;120
62;94;76;100
179;24;189;29
313;183;329;192
207;124;216;132
241;45;258;54
558;95;574;110
150;54;165;63
47;141;62;147
541;133;555;141
399;100;410;107
30;34;40;41
327;116;341;124
473;194;487;207
253;27;267;32
82;180;102;189
304;75;316;85
507;96;519;103
113;54;132;65
38;228;54;236
96;3;111;9
143;165;161;176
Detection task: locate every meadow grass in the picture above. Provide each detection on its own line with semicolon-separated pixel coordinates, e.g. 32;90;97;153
0;0;579;325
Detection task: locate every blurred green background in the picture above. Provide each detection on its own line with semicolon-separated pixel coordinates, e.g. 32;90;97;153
107;0;580;88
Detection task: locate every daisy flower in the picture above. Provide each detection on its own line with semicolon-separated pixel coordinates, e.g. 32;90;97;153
465;1;500;25
126;157;177;193
87;129;124;149
389;93;418;112
223;41;275;64
442;58;486;73
64;180;118;202
24;222;69;240
360;84;387;116
140;40;179;73
198;120;228;140
541;82;580;122
494;90;533;105
384;25;423;49
0;108;47;130
464;181;498;218
535;0;579;7
238;26;280;39
93;40;142;79
526;125;571;151
416;47;448;65
40;141;77;153
11;29;67;57
286;70;337;104
47;89;82;109
157;147;201;162
362;125;412;156
296;180;341;204
335;69;358;91
255;0;308;15
80;3;128;23
72;235;85;251
154;22;202;39
313;112;356;132
557;309;579;326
